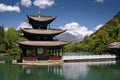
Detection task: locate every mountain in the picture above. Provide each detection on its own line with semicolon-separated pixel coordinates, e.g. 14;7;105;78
55;22;93;43
64;11;120;54
55;32;84;43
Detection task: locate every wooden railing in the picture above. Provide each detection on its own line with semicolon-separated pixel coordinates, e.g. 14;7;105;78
23;56;38;61
50;56;62;60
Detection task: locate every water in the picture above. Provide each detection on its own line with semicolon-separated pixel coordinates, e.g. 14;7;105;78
0;60;120;80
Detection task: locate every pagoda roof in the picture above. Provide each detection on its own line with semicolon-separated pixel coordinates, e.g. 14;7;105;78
27;15;56;22
109;42;120;49
22;28;66;35
18;41;69;47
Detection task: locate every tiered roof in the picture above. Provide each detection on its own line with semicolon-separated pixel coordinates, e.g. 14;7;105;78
18;11;68;47
27;15;56;22
22;28;66;35
18;41;68;47
109;42;120;48
27;13;56;29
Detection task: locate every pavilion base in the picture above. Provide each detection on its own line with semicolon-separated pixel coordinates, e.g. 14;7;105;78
13;60;63;66
23;56;38;62
50;56;62;60
38;55;49;60
21;56;62;62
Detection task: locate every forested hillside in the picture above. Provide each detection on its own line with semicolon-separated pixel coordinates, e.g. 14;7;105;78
64;12;120;54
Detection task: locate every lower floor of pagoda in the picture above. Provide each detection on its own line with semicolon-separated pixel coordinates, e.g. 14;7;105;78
20;47;64;62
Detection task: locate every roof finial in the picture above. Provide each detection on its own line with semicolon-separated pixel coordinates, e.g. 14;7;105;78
38;7;40;17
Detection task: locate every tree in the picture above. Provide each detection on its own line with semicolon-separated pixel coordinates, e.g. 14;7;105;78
4;27;21;55
4;27;19;49
0;26;5;52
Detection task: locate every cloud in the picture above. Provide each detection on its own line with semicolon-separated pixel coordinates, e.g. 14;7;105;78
0;3;20;13
95;0;104;3
94;24;103;31
17;22;32;30
21;0;32;7
33;0;55;9
4;27;8;31
59;22;94;37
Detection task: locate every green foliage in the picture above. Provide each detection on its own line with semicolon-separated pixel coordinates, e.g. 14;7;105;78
4;27;20;49
0;26;23;56
4;27;23;56
6;47;21;56
64;12;120;54
0;26;5;52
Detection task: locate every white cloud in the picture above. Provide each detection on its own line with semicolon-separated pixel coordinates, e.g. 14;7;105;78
95;0;104;3
17;22;32;30
21;0;32;7
4;27;8;31
33;0;55;9
59;22;94;37
94;24;103;31
0;3;20;13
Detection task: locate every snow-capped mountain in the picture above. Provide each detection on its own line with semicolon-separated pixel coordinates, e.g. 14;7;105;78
55;22;94;43
55;31;84;43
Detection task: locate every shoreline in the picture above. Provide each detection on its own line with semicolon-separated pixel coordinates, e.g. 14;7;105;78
13;60;64;66
0;54;117;65
64;58;116;62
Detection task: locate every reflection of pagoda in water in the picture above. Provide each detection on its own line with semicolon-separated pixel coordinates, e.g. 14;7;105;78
18;10;68;62
20;61;116;80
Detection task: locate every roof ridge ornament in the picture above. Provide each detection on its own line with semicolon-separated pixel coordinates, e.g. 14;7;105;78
38;7;41;17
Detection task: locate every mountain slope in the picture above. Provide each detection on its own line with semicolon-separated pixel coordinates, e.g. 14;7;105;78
91;11;120;36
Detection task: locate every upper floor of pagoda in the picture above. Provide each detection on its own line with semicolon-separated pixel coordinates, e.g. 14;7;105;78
21;28;66;41
27;12;56;29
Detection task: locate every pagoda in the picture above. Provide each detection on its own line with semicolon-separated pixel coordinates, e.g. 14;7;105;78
18;10;68;62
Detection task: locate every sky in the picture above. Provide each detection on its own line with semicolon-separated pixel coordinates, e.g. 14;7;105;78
0;0;120;37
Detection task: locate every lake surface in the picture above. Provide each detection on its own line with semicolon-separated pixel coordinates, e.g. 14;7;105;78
0;60;120;80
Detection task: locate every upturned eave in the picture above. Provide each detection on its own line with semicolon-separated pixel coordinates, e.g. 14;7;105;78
17;40;69;47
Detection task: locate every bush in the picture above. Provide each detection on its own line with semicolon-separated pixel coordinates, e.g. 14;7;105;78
6;47;21;56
